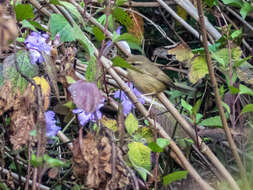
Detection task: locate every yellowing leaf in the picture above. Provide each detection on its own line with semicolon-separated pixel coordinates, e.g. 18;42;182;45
33;76;50;96
33;76;51;110
211;46;242;69
128;142;151;180
188;55;208;84
135;127;154;143
101;116;118;132
125;113;138;136
167;43;194;65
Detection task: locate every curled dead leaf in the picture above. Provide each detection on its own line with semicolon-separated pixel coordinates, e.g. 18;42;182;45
72;133;130;189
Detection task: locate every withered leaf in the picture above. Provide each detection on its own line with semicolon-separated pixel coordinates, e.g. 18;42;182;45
0;15;18;51
68;80;103;113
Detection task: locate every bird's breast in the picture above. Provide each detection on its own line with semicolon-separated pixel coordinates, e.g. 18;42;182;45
127;69;166;94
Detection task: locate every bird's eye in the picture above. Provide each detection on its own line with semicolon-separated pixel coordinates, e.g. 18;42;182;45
132;62;141;66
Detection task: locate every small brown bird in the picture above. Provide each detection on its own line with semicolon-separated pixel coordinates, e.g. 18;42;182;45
127;55;193;94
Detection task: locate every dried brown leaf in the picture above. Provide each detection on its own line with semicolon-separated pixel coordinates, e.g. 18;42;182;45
10;111;35;150
48;167;59;179
72;133;100;188
127;11;144;43
72;133;130;189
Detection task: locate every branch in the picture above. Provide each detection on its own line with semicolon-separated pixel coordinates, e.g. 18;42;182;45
196;0;249;189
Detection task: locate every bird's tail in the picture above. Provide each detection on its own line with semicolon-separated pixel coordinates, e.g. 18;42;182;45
170;83;196;93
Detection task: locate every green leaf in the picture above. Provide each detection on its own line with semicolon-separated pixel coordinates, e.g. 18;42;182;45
113;33;140;45
112;56;131;68
97;14;114;31
222;101;231;114
240;2;253;19
181;99;192;114
125;113;138;136
49;14;75;42
128;142;151;181
116;0;127;6
204;0;218;7
21;19;37;31
131;162;151;181
64;101;75;109
92;26;105;41
44;154;68;167
0;182;9;190
192;42;221;53
28;20;48;32
156;138;170;149
128;42;143;53
112;7;133;28
241;104;253;114
196;113;203;123
112;31;120;41
59;1;83;23
148;142;163;153
16;37;25;43
15;4;34;21
163;171;188;185
234;56;252;67
211;46;242;68
31;154;43;167
73;22;95;56
221;0;242;7
192;99;201;116
228;85;239;94
112;56;141;72
239;84;253;96
85;56;97;82
50;0;61;5
134;126;154;143
72;183;81;190
3;50;38;93
66;76;76;84
199;116;223;127
231;29;242;39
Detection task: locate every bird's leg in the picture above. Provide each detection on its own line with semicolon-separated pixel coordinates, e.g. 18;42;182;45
147;96;155;113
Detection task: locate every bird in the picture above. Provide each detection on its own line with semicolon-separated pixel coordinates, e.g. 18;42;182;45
127;55;193;94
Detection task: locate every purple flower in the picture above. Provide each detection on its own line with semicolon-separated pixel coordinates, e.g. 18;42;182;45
72;100;104;126
25;32;51;64
45;111;61;137
116;26;123;34
114;82;145;116
105;26;131;54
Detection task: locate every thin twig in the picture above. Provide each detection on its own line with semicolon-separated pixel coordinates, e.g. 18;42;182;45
0;167;50;190
196;0;249;189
